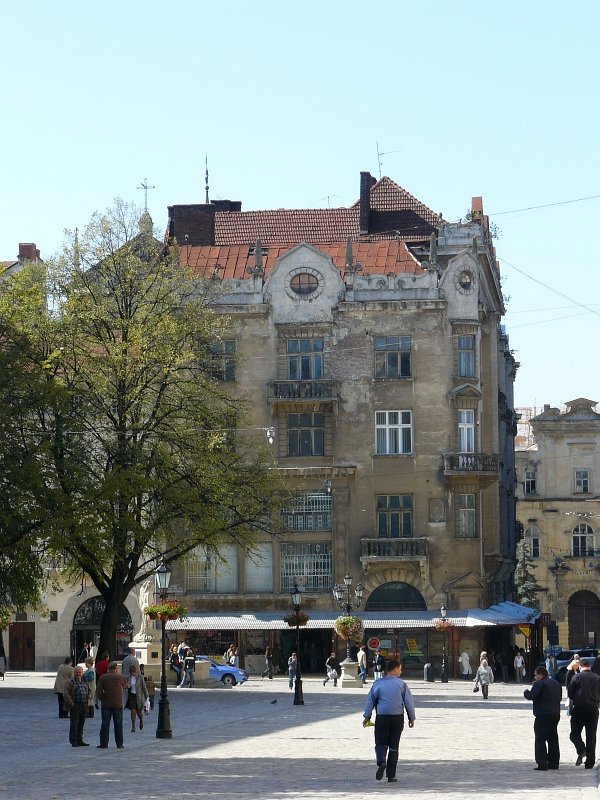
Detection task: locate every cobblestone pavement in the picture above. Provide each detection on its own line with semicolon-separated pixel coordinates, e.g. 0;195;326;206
0;671;598;800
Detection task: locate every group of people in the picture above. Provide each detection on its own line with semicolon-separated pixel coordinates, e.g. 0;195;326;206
53;646;156;749
458;647;529;683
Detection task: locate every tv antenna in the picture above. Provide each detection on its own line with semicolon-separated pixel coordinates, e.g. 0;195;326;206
376;142;402;179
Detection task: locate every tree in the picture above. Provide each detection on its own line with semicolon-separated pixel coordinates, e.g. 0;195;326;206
514;539;542;609
0;201;281;657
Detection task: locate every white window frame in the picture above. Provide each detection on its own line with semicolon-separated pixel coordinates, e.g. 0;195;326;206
524;526;540;558
572;523;595;557
457;493;477;538
375;410;412;455
574;469;590;494
458;409;475;453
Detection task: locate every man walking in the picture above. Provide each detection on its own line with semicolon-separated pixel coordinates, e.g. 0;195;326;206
96;661;129;749
523;665;562;770
358;645;368;684
362;658;416;783
63;665;91;747
567;657;600;768
121;647;139;677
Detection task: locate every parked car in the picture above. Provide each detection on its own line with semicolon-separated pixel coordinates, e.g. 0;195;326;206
195;655;248;686
539;648;599;683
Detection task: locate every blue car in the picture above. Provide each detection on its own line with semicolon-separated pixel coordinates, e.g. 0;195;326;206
196;655;248;686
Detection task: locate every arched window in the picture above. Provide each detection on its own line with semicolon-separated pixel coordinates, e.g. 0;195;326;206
572;523;595;557
524;526;540;558
365;581;427;611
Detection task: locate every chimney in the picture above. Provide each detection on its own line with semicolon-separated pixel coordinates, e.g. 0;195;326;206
471;197;483;222
359;171;376;235
18;243;40;262
167;200;242;246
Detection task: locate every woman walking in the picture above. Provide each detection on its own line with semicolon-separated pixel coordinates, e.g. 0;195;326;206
474;658;494;699
126;663;149;732
261;646;274;679
178;648;196;687
53;657;74;719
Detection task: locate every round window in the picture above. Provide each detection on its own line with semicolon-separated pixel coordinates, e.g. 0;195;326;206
290;273;318;295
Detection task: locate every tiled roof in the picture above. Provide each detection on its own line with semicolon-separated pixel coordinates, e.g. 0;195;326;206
181;240;422;280
213;177;440;246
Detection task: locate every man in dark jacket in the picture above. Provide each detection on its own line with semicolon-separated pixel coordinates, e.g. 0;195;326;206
523;665;562;770
96;661;129;749
567;658;600;768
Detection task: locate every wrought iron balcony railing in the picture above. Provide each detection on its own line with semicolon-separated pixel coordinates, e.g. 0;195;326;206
443;453;500;473
361;537;428;560
268;380;337;402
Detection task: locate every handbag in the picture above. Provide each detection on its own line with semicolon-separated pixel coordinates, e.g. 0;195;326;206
473;684;479;692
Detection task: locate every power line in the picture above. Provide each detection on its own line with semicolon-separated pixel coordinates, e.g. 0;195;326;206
489;193;600;217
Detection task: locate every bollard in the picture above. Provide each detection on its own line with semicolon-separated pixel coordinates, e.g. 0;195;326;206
424;662;434;682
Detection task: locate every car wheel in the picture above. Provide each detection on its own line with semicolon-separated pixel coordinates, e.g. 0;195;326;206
221;674;236;687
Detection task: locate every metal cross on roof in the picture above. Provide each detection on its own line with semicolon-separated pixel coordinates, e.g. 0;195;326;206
137;178;156;213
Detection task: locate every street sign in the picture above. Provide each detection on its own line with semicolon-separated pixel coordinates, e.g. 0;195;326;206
367;637;380;650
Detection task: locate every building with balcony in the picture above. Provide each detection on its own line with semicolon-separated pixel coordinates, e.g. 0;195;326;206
159;171;519;675
516;398;600;649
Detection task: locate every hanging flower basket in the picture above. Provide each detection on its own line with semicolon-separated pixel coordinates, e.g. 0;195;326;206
283;611;309;627
144;601;188;620
433;618;453;631
334;615;363;641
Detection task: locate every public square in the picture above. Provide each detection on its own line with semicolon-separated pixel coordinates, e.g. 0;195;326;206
0;671;598;800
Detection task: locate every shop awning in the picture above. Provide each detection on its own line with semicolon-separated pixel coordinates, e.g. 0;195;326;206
166;602;539;632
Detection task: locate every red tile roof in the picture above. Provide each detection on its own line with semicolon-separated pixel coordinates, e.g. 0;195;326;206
213;177;440;245
181;240;422;280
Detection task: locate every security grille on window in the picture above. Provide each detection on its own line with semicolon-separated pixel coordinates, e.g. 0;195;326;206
375;411;412;455
458;409;475;453
288;412;324;456
524;526;540;558
280;542;332;592
281;492;332;530
572;523;594;557
211;339;236;382
574;469;590;494
457;493;476;538
287;338;323;380
375;336;412;379
186;545;238;593
377;495;413;538
524;469;537;495
457;335;475;377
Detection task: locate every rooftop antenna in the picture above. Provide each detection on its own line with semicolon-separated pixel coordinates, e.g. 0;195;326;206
137;178;155;213
376;141;403;180
205;154;210;204
321;195;337;209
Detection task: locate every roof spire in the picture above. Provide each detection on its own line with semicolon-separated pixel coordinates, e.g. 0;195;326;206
73;227;81;270
205;154;210;204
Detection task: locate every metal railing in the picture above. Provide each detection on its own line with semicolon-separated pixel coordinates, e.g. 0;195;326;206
444;453;500;472
268;380;337;401
361;537;428;559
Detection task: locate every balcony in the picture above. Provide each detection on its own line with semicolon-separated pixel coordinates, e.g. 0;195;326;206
361;537;428;564
443;453;500;487
267;380;338;405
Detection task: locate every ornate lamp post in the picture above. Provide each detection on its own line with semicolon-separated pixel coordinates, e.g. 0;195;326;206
333;573;364;661
440;604;448;683
155;559;173;738
290;582;304;706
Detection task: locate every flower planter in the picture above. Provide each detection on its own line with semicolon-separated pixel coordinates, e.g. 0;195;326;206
148;612;157;620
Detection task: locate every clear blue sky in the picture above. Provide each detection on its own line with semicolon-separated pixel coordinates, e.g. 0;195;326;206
3;1;599;409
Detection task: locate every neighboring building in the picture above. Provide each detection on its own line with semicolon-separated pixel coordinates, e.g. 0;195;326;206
1;242;42;279
164;172;520;674
515;398;600;649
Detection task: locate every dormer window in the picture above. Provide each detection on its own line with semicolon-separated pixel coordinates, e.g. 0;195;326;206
290;273;318;295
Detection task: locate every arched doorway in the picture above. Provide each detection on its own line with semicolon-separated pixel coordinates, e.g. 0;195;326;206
72;596;133;661
568;590;600;648
364;582;427;675
365;581;427;611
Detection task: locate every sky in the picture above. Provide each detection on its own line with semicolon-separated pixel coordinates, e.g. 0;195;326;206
2;1;599;409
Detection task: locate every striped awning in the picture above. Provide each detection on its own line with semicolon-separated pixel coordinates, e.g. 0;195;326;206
166;603;539;632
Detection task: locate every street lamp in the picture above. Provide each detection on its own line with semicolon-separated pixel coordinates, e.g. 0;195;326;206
440;604;448;683
290;582;304;706
332;573;364;661
155;559;173;739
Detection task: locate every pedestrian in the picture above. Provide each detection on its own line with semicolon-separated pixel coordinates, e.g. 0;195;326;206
96;660;129;749
178;648;196;687
323;652;340;687
458;650;472;680
89;642;96;660
567;657;600;769
83;657;97;718
473;658;494;699
63;665;92;747
288;652;298;690
126;663;149;732
53;656;74;719
95;650;110;680
169;645;181;682
78;642;89;663
362;658;416;783
373;649;386;680
358;646;368;684
514;650;525;683
523;665;562;771
261;646;274;679
121;646;140;677
545;653;558;680
144;672;156;711
228;645;239;667
179;640;189;662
